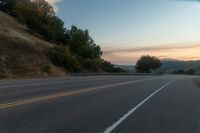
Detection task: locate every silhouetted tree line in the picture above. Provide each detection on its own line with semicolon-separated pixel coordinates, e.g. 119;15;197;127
170;69;195;75
0;0;124;73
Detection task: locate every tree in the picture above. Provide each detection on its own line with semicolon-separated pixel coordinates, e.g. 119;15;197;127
136;55;162;73
67;26;102;59
101;60;114;72
32;0;55;17
176;69;185;74
100;60;126;72
7;0;65;42
51;46;81;72
186;69;195;75
80;58;102;72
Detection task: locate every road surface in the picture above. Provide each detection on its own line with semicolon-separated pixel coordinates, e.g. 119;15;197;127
0;75;200;133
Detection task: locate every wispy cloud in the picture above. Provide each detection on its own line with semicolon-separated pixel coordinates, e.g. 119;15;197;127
45;0;63;12
102;43;200;65
103;43;200;54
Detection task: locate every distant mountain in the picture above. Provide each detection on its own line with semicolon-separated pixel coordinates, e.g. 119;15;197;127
161;58;180;61
115;65;136;72
115;60;200;75
157;60;200;75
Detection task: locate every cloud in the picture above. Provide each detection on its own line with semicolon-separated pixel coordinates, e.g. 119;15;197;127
45;0;63;12
103;43;200;54
102;43;200;65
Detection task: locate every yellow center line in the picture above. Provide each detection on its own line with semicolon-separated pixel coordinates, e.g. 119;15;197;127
0;77;163;110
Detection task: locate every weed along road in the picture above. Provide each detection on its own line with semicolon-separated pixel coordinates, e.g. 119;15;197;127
0;75;200;133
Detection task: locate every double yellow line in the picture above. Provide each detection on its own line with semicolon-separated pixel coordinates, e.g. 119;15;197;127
0;77;162;110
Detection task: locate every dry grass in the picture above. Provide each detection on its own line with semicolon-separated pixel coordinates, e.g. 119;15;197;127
0;11;66;79
0;11;54;48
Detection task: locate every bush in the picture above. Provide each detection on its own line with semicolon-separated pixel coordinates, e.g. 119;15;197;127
0;59;7;78
51;46;81;72
186;69;195;75
40;63;51;73
80;58;101;72
112;67;127;73
176;69;185;74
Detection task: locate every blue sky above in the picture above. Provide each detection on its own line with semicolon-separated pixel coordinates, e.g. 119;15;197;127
53;0;200;64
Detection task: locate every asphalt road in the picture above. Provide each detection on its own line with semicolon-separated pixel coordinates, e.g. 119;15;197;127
0;75;199;133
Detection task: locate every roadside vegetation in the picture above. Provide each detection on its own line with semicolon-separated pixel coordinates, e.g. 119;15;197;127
0;0;125;78
167;69;196;75
135;55;162;73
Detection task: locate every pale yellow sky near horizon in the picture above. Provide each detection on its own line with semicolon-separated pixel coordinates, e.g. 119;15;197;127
102;43;200;65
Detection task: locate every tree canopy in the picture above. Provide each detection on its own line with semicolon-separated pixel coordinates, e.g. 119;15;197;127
9;0;66;42
66;26;102;59
136;55;162;73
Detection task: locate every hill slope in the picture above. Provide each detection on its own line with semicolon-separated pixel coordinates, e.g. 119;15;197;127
157;60;200;75
0;11;65;79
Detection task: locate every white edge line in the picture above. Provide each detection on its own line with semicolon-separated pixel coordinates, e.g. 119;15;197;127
103;79;177;133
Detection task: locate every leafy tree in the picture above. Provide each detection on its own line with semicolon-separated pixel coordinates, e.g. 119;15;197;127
136;55;162;73
112;67;127;73
101;60;114;72
32;0;55;17
176;69;185;74
5;0;65;42
67;26;102;59
80;58;102;72
51;46;81;72
186;69;195;75
100;60;126;72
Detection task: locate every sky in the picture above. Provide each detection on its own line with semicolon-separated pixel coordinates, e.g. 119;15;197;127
46;0;200;65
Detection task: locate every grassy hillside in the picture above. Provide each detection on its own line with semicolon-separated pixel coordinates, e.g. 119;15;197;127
156;60;200;75
0;0;126;79
0;11;66;79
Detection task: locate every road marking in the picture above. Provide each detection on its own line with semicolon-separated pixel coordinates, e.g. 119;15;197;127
0;78;119;89
0;78;162;110
103;79;176;133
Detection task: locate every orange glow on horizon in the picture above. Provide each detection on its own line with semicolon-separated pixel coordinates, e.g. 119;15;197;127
103;45;200;65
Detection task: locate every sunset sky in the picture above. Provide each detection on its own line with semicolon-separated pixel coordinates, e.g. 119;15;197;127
47;0;200;65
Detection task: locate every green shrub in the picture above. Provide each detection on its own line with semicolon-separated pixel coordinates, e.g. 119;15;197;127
80;58;101;72
51;46;81;72
40;63;51;73
101;60;114;72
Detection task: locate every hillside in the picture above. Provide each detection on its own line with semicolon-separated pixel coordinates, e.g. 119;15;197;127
115;65;135;72
0;11;65;78
157;59;200;75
